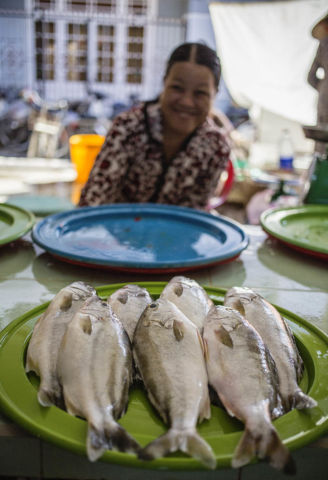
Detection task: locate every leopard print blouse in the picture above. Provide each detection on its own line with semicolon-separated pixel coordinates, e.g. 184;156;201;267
78;100;230;210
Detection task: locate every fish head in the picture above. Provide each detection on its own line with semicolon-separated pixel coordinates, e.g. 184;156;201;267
139;299;180;329
205;305;244;331
77;296;114;323
224;287;258;312
109;284;153;305
66;282;97;300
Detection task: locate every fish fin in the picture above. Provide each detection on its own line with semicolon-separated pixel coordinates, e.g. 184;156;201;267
218;394;235;417
196;329;204;355
38;384;64;408
173;284;183;297
293;390;317;410
203;338;210;363
272;396;284;420
59;291;73;311
87;424;107;462
199;397;211;422
258;426;296;475
232;429;256;468
233;423;296;475
214;326;233;349
138;428;216;470
173;319;184;341
117;294;128;304
224;296;245;316
79;315;92;335
25;353;39;375
87;420;141;462
104;422;141;454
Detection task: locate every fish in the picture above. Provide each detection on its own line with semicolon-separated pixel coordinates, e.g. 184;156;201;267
224;287;317;412
203;305;295;474
107;284;153;342
160;276;214;332
133;298;216;469
57;295;140;462
25;281;97;408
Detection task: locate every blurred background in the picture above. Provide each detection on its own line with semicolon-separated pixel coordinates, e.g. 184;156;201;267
0;0;327;222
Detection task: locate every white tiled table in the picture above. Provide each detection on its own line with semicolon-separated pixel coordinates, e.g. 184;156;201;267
0;225;327;480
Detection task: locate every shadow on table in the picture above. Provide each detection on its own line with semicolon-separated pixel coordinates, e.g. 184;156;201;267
32;252;96;292
0;239;36;278
257;237;327;290
31;252;177;292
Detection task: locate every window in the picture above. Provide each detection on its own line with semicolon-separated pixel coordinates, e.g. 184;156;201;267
67;23;88;81
127;0;148;15
35;21;55;80
97;25;115;83
96;0;116;13
66;0;88;11
126;26;144;84
33;0;56;10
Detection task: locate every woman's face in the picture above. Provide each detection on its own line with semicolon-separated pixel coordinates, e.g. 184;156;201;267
160;61;217;138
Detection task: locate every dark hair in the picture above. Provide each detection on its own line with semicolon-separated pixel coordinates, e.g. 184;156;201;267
164;43;221;88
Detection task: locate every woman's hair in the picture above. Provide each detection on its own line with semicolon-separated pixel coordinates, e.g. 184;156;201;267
164;43;221;88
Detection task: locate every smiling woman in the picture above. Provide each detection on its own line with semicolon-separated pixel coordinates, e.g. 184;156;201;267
78;43;230;210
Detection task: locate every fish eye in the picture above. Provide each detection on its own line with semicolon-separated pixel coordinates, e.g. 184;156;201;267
149;303;157;309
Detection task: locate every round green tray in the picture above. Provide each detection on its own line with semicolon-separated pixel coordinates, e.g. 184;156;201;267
0;203;35;246
0;283;327;471
260;205;328;256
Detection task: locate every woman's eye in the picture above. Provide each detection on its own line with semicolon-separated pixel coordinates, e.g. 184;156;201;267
172;85;183;91
195;91;207;97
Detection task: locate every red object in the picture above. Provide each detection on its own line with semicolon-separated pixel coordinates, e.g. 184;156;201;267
53;253;241;273
264;231;328;261
206;159;234;210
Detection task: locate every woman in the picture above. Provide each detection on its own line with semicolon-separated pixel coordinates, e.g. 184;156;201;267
308;13;328;153
78;43;230;209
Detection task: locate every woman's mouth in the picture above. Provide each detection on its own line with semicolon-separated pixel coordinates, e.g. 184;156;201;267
174;110;195;119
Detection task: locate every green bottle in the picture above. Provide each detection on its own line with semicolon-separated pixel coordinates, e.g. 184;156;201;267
304;147;328;205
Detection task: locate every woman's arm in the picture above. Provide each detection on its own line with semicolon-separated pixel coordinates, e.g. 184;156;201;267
308;45;322;91
78;115;133;207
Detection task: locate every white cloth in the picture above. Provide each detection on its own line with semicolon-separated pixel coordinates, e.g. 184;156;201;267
209;0;328;125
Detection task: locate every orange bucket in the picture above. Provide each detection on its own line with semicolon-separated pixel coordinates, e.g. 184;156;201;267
69;134;105;183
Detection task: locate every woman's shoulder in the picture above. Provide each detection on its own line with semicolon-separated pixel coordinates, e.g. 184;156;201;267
197;115;231;153
111;102;146;129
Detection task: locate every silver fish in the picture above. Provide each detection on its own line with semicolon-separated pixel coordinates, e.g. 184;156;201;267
160;276;213;332
203;305;295;473
25;281;97;408
57;295;140;462
133;298;216;469
224;287;317;412
107;284;153;342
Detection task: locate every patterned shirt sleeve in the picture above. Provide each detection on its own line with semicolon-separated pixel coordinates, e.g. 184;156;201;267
78;114;132;207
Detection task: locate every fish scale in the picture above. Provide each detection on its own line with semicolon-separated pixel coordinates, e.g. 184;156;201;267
224;287;317;412
203;305;295;474
25;281;97;408
133;298;216;469
57;295;140;462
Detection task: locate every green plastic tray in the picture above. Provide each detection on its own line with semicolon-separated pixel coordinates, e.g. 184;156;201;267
0;203;35;246
260;205;328;257
0;283;327;471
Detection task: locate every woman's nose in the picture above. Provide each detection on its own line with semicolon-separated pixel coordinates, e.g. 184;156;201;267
179;91;195;108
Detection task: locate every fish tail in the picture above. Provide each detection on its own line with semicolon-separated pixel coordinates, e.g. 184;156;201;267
233;424;296;475
138;428;216;470
293;389;317;410
87;422;141;462
37;383;64;408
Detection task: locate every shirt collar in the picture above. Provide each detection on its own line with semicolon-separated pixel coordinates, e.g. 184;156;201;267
145;100;164;144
